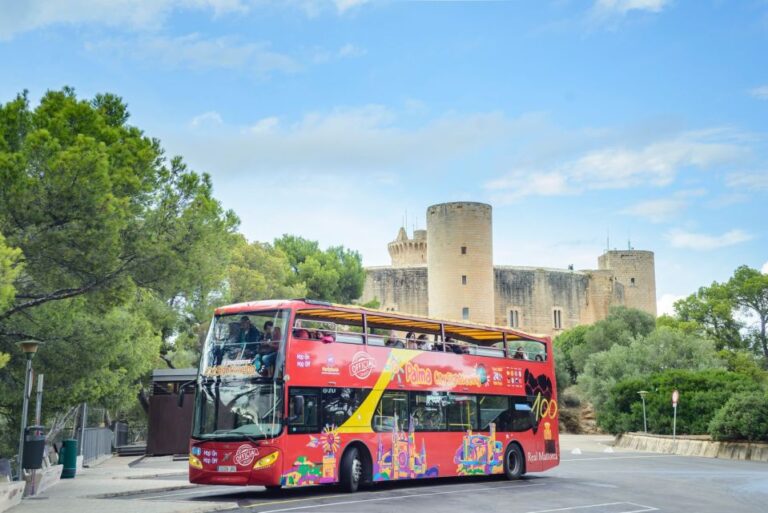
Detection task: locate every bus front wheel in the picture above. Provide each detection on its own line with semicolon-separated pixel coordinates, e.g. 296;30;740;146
503;444;525;480
339;447;363;493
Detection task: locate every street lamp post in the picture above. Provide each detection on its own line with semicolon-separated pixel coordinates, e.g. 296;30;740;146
16;340;41;481
638;390;649;433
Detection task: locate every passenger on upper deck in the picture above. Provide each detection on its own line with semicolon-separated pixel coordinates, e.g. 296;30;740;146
227;316;262;360
513;346;526;359
253;320;279;376
385;330;404;348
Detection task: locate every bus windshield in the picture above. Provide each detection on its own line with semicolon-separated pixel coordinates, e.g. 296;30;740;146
193;380;283;440
200;309;290;378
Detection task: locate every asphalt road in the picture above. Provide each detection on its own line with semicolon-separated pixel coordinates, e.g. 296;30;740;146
114;437;768;513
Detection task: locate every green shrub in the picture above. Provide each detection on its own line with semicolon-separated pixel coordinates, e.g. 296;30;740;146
597;369;761;435
708;392;768;442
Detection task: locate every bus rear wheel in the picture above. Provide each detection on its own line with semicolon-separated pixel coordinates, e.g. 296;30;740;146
339;447;363;493
504;444;525;480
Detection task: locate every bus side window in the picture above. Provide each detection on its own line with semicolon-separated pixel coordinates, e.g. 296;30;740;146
288;388;320;433
444;394;478;431
410;392;446;432
478;395;508;431
373;391;408;432
321;388;369;427
511;396;535;432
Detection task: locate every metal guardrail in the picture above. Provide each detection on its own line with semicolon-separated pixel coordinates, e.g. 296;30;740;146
79;427;113;465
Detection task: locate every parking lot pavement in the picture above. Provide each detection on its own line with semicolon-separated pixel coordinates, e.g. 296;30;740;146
15;436;768;513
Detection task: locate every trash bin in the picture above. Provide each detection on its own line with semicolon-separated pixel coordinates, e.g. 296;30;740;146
22;425;46;470
61;439;78;478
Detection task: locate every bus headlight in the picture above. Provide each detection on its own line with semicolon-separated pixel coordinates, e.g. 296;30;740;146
253;451;279;470
189;454;203;469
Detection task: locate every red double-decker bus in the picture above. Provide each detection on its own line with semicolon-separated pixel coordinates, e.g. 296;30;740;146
188;299;559;492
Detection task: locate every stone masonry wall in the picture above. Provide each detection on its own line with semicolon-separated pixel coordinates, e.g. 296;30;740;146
361;266;429;316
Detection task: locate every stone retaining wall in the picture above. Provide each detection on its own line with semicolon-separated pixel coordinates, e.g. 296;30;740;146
616;432;768;462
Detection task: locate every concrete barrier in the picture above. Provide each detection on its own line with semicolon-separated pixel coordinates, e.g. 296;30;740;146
0;481;25;513
23;464;63;497
616;432;768;462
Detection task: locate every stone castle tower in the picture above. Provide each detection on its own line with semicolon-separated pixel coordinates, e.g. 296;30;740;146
598;250;657;316
427;202;494;324
360;201;657;334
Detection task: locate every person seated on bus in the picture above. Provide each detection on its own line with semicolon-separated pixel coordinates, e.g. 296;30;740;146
416;334;432;351
452;341;471;355
293;328;310;339
263;321;275;340
405;332;418;349
253;321;279;375
319;330;335;343
534;353;544;362
385;330;404;348
513;346;526;359
225;316;262;360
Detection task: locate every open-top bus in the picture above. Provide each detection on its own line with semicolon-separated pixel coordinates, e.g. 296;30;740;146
188;299;559;492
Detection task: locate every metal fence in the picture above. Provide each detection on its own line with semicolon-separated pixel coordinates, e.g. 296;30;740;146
79;427;114;466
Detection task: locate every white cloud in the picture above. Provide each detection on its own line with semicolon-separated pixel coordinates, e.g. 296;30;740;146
312;43;366;63
164;105;511;176
726;171;768;191
658;293;685;316
762;261;768;274
0;0;247;40
593;0;668;15
334;0;367;14
190;111;224;129
486;130;745;203
621;189;706;223
665;228;754;251
750;86;768;100
621;198;687;223
0;0;365;39
86;34;299;74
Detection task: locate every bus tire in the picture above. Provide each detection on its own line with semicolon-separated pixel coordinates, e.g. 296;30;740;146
503;443;525;480
339;447;363;493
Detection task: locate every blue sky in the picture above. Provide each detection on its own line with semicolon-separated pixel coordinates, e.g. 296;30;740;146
1;0;767;314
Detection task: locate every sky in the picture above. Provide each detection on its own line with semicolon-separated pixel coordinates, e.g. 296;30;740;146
1;0;767;315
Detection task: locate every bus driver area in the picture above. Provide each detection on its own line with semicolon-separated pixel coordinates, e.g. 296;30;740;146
189;300;559;492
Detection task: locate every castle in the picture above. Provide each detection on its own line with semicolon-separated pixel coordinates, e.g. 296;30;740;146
360;202;657;336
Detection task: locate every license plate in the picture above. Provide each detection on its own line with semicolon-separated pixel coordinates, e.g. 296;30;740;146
217;465;237;473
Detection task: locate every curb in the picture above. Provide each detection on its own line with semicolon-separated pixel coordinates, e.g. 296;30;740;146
127;455;147;468
89;484;199;499
616;432;768;462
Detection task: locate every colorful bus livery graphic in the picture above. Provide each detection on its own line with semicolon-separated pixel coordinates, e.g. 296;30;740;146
454;424;504;476
374;416;439;481
189;299;559;492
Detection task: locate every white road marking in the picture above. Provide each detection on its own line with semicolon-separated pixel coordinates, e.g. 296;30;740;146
560;454;672;462
256;482;545;513
522;501;657;513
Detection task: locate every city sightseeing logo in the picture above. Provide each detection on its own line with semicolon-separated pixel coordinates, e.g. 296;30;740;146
349;351;376;379
234;444;259;466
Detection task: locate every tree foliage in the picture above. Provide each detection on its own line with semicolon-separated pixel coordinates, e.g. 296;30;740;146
708;392;768;442
274;235;365;303
0;88;237;454
599;369;760;435
564;307;656;376
728;265;768;361
228;235;307;303
578;327;723;409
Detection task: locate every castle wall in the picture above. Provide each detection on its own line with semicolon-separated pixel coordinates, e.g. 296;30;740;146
427;202;494;324
494;267;591;335
582;269;625;325
598;250;656;316
361;266;429;316
360;203;657;337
